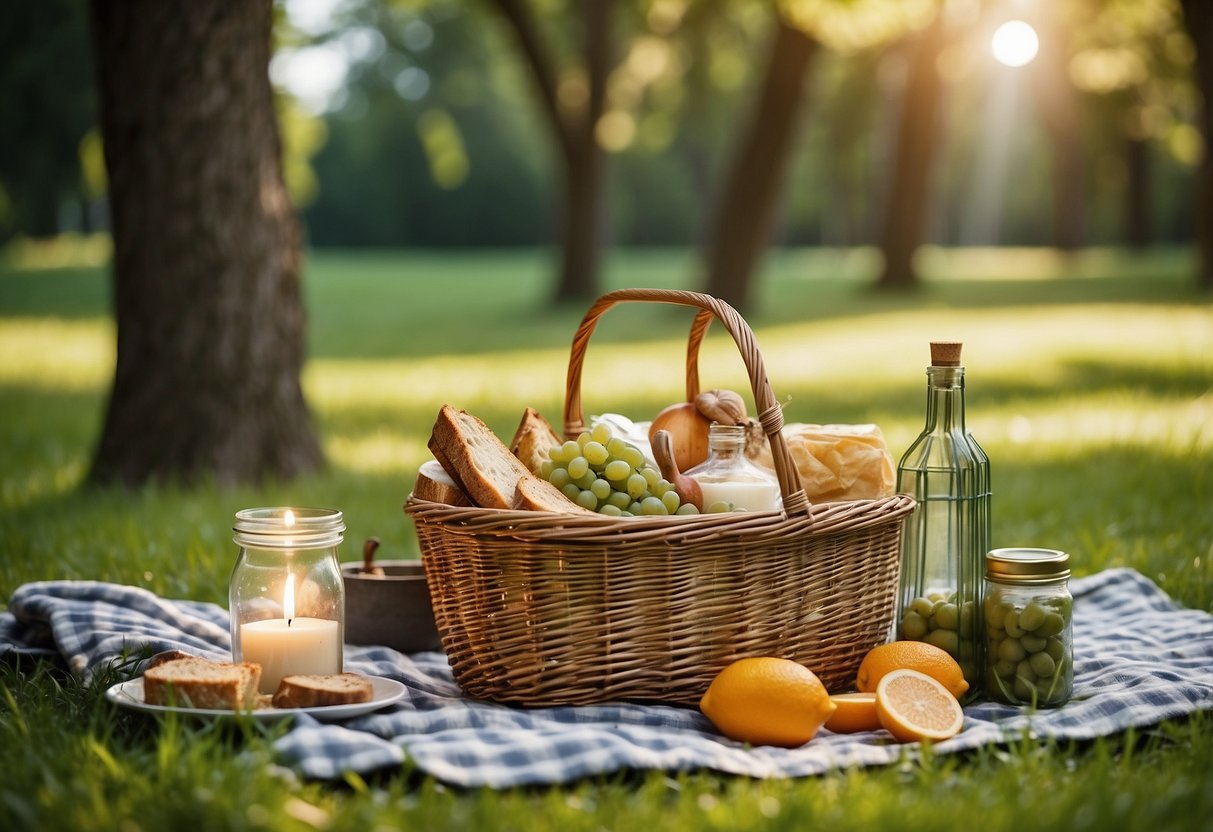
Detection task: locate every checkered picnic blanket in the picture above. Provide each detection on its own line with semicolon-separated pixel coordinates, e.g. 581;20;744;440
2;567;1210;787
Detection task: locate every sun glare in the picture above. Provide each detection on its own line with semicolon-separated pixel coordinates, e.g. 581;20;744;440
991;20;1039;68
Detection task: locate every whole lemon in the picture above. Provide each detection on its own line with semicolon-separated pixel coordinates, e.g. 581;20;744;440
699;657;836;748
855;641;970;699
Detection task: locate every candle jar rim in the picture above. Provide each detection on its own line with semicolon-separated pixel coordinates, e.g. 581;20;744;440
233;506;345;549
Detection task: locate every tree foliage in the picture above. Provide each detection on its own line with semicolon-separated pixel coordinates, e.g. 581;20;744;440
2;0;1206;293
0;0;96;239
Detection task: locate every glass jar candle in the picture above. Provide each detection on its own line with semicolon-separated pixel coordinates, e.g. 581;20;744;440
983;547;1073;707
229;507;346;694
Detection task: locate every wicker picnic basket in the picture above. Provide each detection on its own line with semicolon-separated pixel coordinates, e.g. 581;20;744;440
406;288;915;706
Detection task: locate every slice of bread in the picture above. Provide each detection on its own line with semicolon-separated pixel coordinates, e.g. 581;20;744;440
509;407;562;476
413;458;473;506
429;404;596;515
513;474;596;514
428;405;535;509
271;672;374;708
144;649;193;671
143;656;261;710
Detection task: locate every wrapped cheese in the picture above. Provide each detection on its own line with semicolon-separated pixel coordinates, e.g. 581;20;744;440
752;423;895;504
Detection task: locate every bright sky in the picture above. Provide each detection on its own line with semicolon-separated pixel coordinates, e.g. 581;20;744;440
271;0;349;113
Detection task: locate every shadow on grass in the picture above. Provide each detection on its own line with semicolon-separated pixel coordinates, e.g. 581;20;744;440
3;248;1205;361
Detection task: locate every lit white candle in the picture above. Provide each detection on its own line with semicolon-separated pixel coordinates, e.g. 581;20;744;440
240;572;341;694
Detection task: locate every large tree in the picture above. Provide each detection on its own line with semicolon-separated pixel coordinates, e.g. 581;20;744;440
487;0;617;305
88;0;324;487
875;14;946;289
702;14;818;312
1180;0;1213;291
1030;3;1085;251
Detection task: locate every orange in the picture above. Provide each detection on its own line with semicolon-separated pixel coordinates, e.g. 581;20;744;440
875;669;964;743
699;658;837;748
855;641;969;699
823;692;881;733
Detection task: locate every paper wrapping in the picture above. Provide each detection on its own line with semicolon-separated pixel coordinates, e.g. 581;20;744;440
752;423;896;503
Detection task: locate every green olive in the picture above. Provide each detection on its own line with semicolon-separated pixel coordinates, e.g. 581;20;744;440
900;611;929;639
1029;651;1057;678
909;596;935;618
1016;659;1037;684
933;602;960;630
924;627;959;655
1018;602;1047;631
994;659;1017;678
1045;637;1066;662
1003;610;1025;638
1034;612;1065;637
985;597;1011;628
1020;634;1047;653
998;638;1026;663
1049;595;1073;618
1013;676;1035;701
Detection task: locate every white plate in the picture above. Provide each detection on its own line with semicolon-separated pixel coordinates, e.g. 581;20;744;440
106;674;406;721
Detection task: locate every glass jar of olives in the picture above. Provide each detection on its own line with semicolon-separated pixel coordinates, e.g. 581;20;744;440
983;548;1073;707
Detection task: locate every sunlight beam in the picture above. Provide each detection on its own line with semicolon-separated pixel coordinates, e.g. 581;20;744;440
991;20;1039;68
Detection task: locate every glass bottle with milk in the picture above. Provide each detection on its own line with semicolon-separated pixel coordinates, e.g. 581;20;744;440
687;423;781;512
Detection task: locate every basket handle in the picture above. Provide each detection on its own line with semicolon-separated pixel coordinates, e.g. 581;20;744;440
564;288;810;517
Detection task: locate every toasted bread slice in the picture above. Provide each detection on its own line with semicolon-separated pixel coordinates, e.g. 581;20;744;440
271;672;374;709
513;474;597;514
144;649;194;671
143;656;261;710
509;407;562;476
428;405;535;509
413;458;473;506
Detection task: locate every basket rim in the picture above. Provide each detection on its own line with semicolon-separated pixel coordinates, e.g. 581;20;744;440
405;492;915;545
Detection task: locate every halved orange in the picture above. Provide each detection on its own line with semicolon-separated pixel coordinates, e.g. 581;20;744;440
824;692;881;733
874;668;964;743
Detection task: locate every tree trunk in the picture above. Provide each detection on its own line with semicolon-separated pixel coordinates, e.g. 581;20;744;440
1180;0;1213;290
552;0;609;304
488;0;611;305
87;0;324;487
1031;8;1085;250
703;17;817;314
875;17;946;290
1124;132;1151;250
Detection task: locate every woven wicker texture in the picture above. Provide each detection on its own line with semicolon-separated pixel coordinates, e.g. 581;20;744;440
407;288;915;706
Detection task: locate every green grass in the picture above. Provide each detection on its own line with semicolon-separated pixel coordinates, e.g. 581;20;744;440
1;244;1211;830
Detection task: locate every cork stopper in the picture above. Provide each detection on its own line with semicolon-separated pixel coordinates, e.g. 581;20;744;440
930;341;963;367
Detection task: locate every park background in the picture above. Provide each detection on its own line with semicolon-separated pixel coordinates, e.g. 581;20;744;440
1;1;1211;830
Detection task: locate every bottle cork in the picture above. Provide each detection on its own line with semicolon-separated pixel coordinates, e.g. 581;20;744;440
930;341;962;367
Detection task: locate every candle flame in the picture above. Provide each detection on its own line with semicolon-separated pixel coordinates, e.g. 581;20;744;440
283;572;296;621
284;509;296;528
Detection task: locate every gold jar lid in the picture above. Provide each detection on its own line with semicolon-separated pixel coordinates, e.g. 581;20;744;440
985;548;1070;583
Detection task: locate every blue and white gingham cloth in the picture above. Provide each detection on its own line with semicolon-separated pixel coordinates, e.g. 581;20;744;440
2;567;1210;787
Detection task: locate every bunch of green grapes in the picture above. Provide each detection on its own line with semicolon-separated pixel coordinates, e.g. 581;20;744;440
541;423;699;516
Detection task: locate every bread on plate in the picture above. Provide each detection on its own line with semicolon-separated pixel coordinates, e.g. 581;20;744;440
271;672;374;708
142;656;261;710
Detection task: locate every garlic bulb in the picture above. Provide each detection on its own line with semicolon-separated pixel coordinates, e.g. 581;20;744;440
695;389;747;426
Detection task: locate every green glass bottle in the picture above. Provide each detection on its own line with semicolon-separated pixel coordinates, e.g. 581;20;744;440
894;342;991;699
